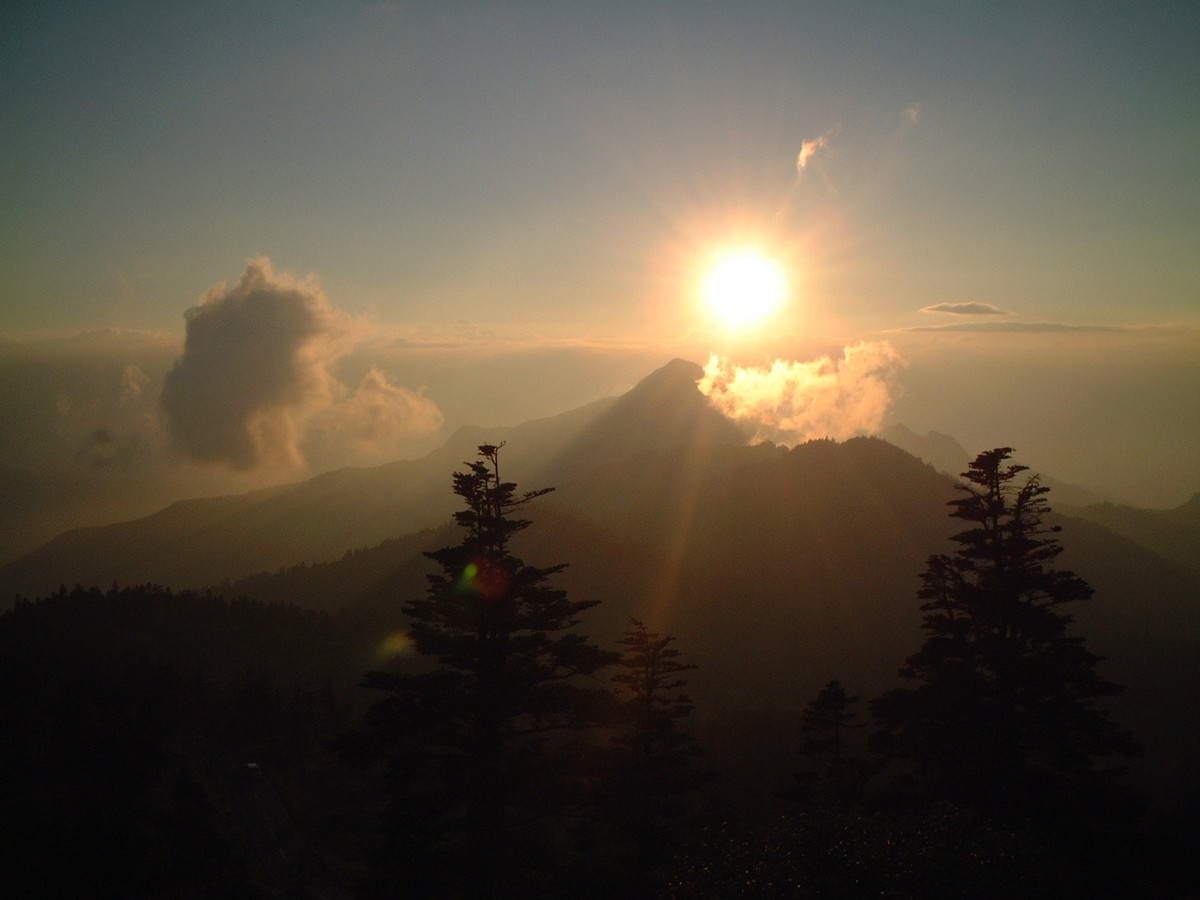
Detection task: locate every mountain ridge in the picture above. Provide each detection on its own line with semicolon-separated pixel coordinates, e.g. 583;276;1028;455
1;357;1190;604
3;364;1197;805
0;359;722;599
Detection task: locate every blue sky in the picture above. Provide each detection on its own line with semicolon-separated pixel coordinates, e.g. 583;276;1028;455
0;2;1197;539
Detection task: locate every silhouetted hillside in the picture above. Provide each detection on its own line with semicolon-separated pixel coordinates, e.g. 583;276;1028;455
217;435;1200;807
0;584;377;687
224;435;1199;704
1063;493;1200;576
4;357;1198;810
879;423;1106;507
6;422;1200;889
0;390;619;601
0;584;378;894
876;424;971;476
0;359;742;601
538;358;746;483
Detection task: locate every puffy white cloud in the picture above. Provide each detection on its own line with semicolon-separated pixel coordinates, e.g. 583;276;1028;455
304;367;444;468
698;342;904;445
160;258;442;471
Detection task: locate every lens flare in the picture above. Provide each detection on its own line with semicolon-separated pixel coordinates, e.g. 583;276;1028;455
377;630;415;660
457;557;510;598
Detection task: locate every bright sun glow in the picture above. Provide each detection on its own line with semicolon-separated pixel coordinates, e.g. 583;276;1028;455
703;249;787;331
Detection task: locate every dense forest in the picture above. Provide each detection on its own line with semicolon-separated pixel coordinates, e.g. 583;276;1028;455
2;439;1198;897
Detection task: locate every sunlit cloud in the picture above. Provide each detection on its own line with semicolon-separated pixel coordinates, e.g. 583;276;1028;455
920;302;1010;316
698;342;904;445
161;257;443;472
796;134;830;173
305;366;444;468
904;102;922;123
119;364;152;400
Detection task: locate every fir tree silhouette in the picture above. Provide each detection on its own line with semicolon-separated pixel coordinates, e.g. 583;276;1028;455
573;619;707;897
780;679;867;807
351;444;615;897
872;448;1139;820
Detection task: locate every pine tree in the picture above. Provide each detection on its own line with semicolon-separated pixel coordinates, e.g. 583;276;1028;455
781;679;866;806
353;444;615;897
588;619;705;896
608;619;704;809
871;448;1139;819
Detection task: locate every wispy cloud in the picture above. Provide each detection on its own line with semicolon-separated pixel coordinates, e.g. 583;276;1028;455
920;302;1010;316
796;133;831;173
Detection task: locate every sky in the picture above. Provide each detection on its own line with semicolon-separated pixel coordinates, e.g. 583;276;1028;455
1;1;1197;555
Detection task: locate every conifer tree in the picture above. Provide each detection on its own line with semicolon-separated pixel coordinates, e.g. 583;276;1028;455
608;619;704;810
781;679;866;806
588;619;705;896
871;448;1139;818
354;444;615;897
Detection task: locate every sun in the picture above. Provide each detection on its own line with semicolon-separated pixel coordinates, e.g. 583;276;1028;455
703;248;787;332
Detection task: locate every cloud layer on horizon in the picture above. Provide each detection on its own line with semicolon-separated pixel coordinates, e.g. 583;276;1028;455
161;258;442;471
902;321;1121;333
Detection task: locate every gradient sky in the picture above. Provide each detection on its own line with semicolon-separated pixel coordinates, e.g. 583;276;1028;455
5;1;1197;335
1;1;1197;548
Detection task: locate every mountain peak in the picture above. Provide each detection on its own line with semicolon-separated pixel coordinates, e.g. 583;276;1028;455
535;358;744;481
877;424;971;476
630;357;705;391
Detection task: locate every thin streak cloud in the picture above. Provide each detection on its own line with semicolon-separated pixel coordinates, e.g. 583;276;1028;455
921;302;1010;316
903;322;1124;333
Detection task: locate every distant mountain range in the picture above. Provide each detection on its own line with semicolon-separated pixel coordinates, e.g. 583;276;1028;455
1059;494;1200;576
2;356;1197;796
877;423;1109;509
0;359;740;599
3;358;1195;603
2;358;1191;598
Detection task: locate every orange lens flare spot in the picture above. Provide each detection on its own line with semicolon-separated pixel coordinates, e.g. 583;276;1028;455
377;631;415;659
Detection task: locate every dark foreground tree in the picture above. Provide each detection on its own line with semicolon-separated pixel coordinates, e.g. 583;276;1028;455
780;679;867;807
609;619;704;800
348;444;615;897
580;619;706;897
871;448;1139;820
